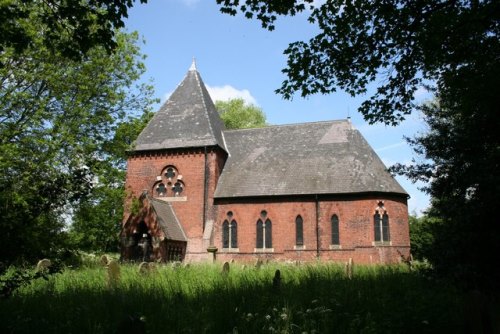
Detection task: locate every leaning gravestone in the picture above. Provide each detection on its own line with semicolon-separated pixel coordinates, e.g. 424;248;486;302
107;260;121;288
221;261;230;278
100;255;109;266
36;259;51;272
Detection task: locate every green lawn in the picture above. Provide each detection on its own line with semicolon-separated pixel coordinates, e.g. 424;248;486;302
0;262;465;333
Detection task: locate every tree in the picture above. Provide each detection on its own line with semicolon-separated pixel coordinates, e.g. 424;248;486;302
392;76;500;288
0;25;155;264
69;111;154;253
215;98;267;129
0;0;148;62
408;214;441;262
217;0;499;125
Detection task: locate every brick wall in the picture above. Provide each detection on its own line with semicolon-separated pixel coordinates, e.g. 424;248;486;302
213;195;409;264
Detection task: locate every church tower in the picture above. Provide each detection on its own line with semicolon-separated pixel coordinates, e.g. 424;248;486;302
121;61;227;262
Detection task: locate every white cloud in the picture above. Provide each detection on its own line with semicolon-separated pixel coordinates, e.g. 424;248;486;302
206;85;258;106
160;85;258;106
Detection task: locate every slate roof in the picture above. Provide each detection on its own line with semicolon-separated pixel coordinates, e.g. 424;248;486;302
214;120;407;198
134;64;226;152
150;198;187;242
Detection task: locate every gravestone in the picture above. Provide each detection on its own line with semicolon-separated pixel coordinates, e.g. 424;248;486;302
107;260;121;288
272;269;281;292
138;262;149;274
36;259;51;272
255;259;263;270
345;258;354;279
222;261;230;278
100;255;109;266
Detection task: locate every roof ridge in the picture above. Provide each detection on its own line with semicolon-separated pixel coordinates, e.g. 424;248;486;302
222;119;352;133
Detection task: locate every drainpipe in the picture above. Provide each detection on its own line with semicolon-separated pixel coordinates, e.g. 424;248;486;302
203;146;209;231
315;194;320;259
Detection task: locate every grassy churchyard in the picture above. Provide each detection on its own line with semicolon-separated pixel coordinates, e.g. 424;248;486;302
0;259;474;333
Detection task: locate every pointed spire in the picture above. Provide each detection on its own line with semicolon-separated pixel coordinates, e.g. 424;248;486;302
133;63;226;152
189;57;197;71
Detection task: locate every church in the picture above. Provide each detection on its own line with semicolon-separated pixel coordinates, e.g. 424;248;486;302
120;62;410;264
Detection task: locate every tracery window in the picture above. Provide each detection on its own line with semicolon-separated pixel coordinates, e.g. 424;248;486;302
156;183;167;197
331;214;340;245
222;212;238;249
374;201;390;242
256;210;272;249
153;165;185;198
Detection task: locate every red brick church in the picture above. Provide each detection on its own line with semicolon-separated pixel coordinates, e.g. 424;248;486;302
120;62;410;264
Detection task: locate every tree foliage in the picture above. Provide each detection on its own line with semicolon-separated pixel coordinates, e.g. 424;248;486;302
392;71;500;287
215;98;267;129
0;22;155;264
217;0;499;125
70;111;153;253
0;0;148;61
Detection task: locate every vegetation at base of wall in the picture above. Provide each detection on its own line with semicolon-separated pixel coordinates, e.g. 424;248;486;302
0;262;480;334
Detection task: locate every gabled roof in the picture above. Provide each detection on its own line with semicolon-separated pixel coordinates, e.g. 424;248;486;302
133;62;226;152
150;198;187;242
214;120;407;198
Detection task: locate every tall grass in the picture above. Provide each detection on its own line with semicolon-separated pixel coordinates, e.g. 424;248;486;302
0;262;464;333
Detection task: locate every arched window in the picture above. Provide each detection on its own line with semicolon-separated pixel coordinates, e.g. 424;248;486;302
331;214;340;245
382;212;390;241
295;215;304;246
256;219;263;248
230;220;238;248
374;210;390;242
222;220;230;248
222;212;238;249
265;219;272;248
256;210;272;249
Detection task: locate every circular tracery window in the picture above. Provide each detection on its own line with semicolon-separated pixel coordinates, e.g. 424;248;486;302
153;166;185;198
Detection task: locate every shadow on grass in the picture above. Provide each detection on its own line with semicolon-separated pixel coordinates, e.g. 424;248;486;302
0;264;469;333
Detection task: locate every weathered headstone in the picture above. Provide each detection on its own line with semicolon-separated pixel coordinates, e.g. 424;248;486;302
107;260;121;288
345;258;354;279
241;264;247;270
272;269;281;292
171;261;181;270
36;259;51;272
255;259;263;270
100;255;109;266
222;261;230;278
138;262;149;274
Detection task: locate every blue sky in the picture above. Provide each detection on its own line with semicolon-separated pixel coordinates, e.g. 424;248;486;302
125;0;430;215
